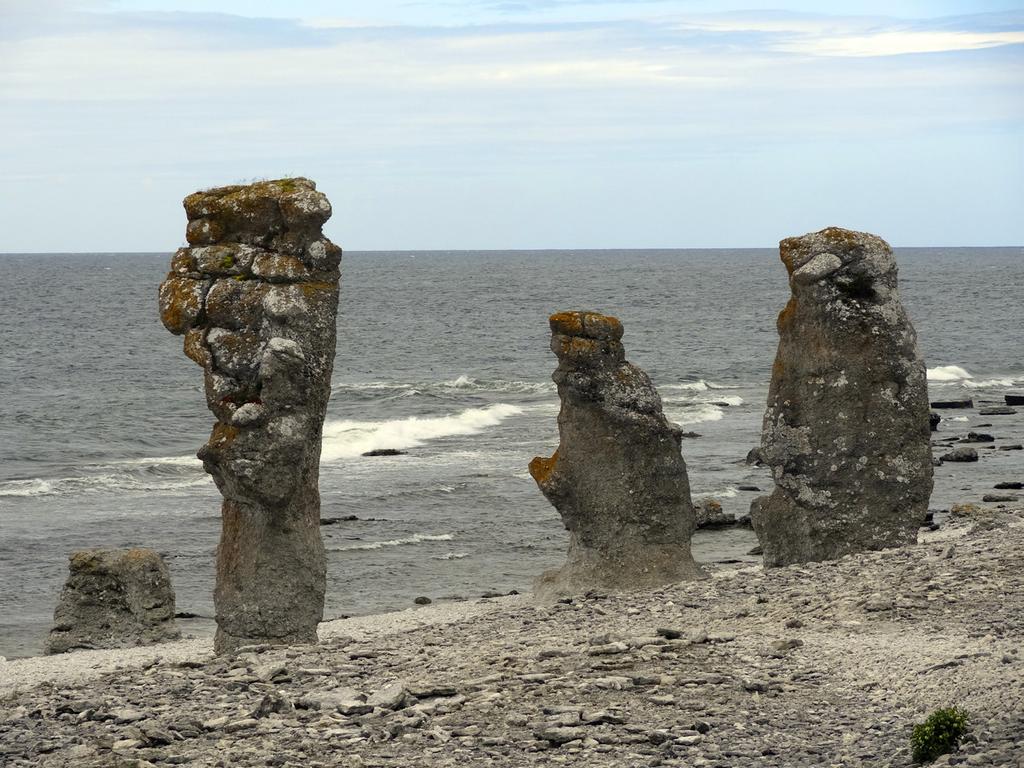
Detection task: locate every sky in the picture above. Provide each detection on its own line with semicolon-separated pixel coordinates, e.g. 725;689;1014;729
1;0;1022;250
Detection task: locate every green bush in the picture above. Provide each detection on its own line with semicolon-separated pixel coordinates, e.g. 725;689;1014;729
910;707;969;763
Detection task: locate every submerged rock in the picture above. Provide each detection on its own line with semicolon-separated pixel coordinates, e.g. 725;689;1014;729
751;227;933;567
159;178;341;653
46;548;179;654
931;398;974;409
979;406;1016;416
529;311;703;598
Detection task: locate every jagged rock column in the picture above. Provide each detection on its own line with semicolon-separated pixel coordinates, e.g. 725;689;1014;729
159;178;341;653
529;311;703;598
751;227;933;567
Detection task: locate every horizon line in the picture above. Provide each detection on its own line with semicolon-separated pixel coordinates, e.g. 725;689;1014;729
2;244;1022;256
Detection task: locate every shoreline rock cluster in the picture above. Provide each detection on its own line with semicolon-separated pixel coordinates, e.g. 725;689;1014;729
3;509;1022;767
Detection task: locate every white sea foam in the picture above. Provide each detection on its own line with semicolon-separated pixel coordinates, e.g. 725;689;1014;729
332;533;455;552
963;378;1018;389
321;404;524;460
662;379;735;392
334;377;555;395
0;471;209;498
693;487;740;500
116;455;202;468
666;403;725;426
432;552;470;560
948;416;970;422
0;479;55;498
439;375;556;394
927;365;973;382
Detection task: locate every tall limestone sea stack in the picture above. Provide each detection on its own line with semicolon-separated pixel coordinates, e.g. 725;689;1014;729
751;227;933;567
159;178;341;653
530;311;703;598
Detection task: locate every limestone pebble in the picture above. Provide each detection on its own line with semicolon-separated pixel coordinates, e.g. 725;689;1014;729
158;178;341;653
5;509;1023;767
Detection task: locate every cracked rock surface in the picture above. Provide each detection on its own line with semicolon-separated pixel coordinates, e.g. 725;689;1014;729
752;227;934;567
529;311;702;599
158;178;341;653
3;508;1022;767
45;549;179;655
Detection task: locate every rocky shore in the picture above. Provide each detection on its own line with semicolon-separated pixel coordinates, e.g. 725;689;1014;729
3;506;1022;767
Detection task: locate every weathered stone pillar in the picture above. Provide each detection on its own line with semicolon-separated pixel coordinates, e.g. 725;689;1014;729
530;311;703;598
47;548;180;654
750;227;933;566
159;178;341;653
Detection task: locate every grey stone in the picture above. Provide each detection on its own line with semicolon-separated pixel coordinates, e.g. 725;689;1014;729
159;178;341;654
529;311;703;598
46;548;180;654
750;227;933;567
299;687;371;715
367;681;408;710
942;447;979;463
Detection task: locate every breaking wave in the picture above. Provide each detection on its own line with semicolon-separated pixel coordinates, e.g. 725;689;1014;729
332;376;555;397
330;533;454;552
0;456;207;498
927;365;1020;389
927;365;973;382
662;379;737;392
666;403;726;426
321;404;524;460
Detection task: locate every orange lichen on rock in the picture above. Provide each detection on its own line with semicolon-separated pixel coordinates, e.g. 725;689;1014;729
160;177;340;654
158;276;206;335
549;312;585;336
529;451;560;486
777;296;798;332
549;311;623;340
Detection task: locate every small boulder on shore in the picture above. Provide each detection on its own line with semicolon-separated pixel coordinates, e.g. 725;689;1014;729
941;447;979;463
46;548;180;655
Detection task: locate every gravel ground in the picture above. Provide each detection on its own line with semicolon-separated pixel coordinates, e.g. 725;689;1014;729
1;505;1022;768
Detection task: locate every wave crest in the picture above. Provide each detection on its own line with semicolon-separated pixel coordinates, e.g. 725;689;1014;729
321;404;523;460
331;533;454;552
927;365;973;382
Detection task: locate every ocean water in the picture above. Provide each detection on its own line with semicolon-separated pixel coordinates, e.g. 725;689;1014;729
1;248;1022;659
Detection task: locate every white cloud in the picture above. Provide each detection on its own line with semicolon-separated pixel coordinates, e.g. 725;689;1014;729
779;29;1024;57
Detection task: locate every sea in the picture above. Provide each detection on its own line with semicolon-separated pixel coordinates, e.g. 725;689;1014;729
1;248;1022;659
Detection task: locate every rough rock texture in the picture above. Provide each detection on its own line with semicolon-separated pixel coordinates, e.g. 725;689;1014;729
529;311;702;598
6;509;1024;768
158;178;341;653
45;549;179;654
751;227;933;567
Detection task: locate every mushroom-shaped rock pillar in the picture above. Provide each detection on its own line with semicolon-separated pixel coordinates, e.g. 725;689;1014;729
750;227;933;567
158;178;341;653
529;311;703;599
